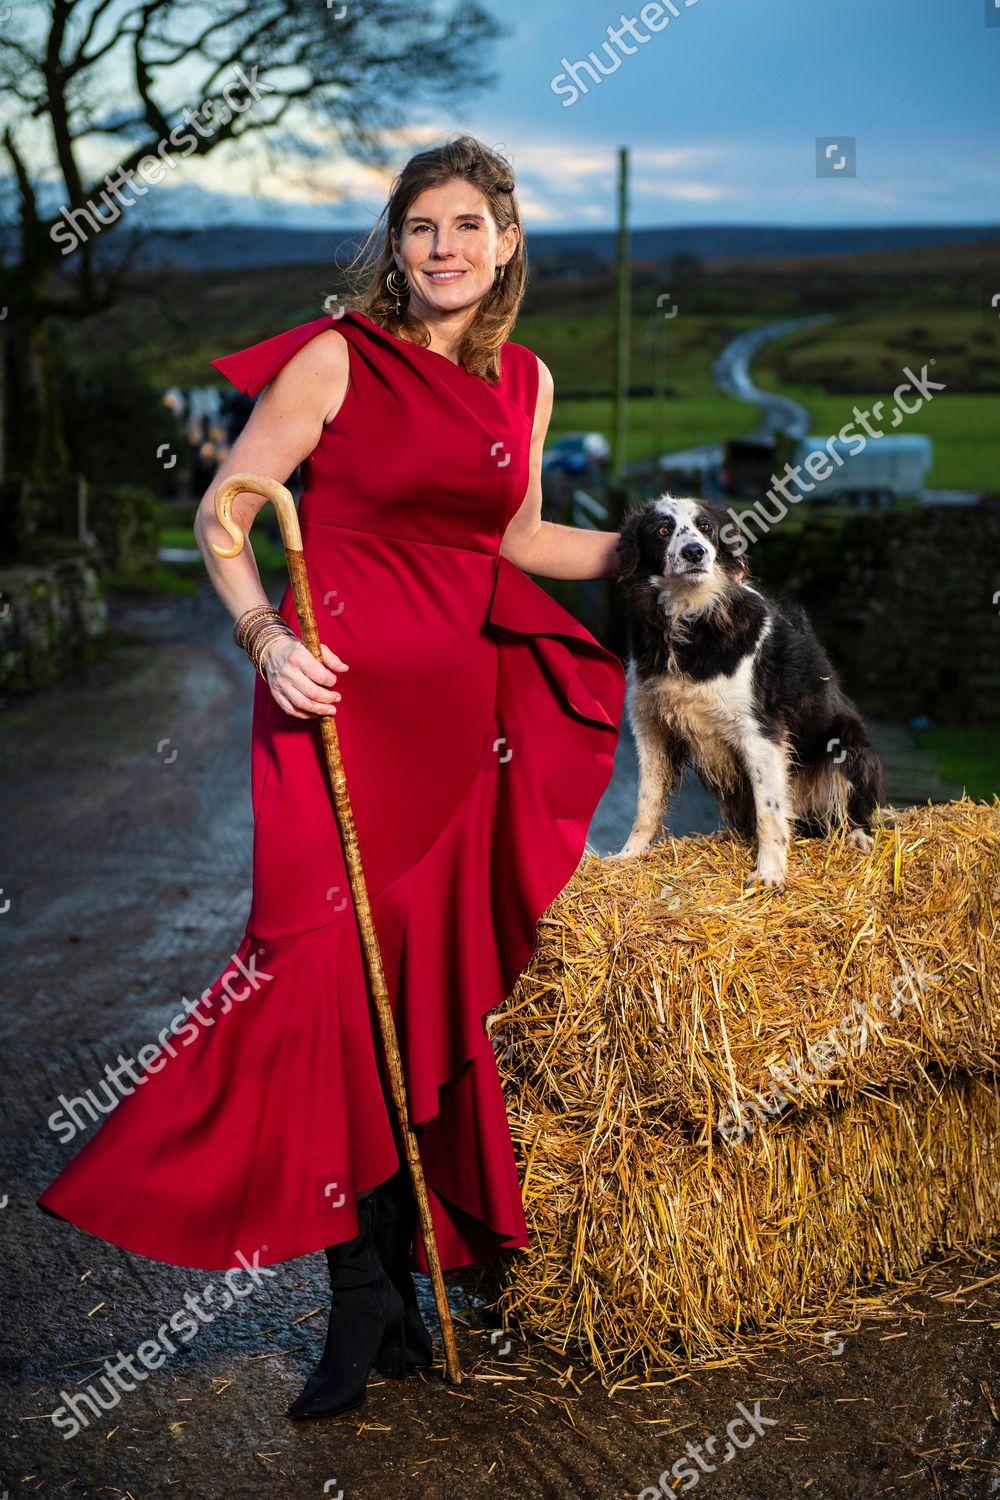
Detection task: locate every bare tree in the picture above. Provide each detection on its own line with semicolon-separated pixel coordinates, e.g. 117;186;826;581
0;0;504;478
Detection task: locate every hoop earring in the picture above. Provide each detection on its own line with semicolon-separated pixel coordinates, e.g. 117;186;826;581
386;268;409;314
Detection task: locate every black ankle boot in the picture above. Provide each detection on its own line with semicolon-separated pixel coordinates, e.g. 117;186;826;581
371;1163;435;1374
287;1192;406;1420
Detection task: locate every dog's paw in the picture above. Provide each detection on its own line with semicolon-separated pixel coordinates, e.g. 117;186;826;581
743;865;786;893
609;838;653;861
845;828;874;853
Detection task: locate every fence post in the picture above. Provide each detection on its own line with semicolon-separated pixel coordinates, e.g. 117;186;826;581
77;473;88;542
604;482;632;656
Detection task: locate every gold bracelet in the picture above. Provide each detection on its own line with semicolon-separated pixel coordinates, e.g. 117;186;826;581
233;605;283;650
250;623;296;677
241;614;290;655
236;610;282;648
255;633;294;680
247;621;292;659
249;618;293;647
234;603;277;636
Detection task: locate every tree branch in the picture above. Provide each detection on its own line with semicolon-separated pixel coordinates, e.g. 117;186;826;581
2;126;40;231
4;0;507;309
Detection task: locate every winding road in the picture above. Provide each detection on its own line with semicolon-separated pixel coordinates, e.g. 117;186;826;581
646;314;831;486
710;313;830;441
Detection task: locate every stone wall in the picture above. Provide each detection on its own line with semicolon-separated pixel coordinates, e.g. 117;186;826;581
749;506;1000;726
1;478;159;574
0;549;108;697
0;478;160;697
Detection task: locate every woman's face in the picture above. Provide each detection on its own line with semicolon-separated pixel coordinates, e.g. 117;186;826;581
391;177;518;319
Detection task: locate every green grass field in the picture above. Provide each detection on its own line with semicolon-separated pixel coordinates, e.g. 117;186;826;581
545;394;756;464
70;260;999;492
520;306;1000;484
752;310;1000;491
912;725;1000;801
518;311;760;463
515;310;750;391
754;309;1000;393
543;382;997;487
767;388;998;493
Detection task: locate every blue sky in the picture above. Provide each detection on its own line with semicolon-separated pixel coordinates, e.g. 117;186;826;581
452;0;999;229
60;0;1000;231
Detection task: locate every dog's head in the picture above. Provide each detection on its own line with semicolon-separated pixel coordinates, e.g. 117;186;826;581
616;495;748;605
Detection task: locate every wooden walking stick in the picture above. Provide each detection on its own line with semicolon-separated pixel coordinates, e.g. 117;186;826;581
212;472;463;1386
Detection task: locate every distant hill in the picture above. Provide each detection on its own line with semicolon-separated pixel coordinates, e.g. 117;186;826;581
47;222;1000;273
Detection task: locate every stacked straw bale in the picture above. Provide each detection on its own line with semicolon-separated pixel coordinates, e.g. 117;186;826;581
482;799;999;1380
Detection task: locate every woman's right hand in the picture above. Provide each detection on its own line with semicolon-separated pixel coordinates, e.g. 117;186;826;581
259;637;348;720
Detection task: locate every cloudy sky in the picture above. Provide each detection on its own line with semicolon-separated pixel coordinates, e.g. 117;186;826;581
56;0;1000;231
441;0;999;230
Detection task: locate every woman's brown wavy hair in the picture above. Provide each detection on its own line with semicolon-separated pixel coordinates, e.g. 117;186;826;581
341;136;526;384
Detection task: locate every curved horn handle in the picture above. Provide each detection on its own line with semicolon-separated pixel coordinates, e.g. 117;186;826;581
212;473;301;558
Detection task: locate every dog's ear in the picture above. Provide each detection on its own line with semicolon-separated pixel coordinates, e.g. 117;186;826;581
615;508;646;583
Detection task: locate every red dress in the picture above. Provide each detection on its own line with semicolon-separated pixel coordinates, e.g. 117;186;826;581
37;311;626;1273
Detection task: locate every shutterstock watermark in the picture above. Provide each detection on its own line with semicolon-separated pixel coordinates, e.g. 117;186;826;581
46;946;273;1145
50;64;274;257
816;137;857;177
551;1;700;108
637;1398;778;1495
49;1247;276;1439
720;363;946;558
716;957;941;1146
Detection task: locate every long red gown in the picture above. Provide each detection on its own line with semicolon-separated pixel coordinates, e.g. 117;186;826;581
37;310;626;1273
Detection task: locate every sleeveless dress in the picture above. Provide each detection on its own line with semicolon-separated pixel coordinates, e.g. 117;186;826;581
36;311;626;1273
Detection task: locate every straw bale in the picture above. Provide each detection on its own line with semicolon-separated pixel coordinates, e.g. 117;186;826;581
490;800;999;1140
488;1077;999;1381
481;801;1000;1380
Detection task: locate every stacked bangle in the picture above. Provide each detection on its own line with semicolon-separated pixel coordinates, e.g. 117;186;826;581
233;605;297;679
233;604;280;648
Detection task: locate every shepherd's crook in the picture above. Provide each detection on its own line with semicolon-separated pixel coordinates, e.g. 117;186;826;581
212;472;463;1387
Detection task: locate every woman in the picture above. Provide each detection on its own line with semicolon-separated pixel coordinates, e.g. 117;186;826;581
37;136;627;1420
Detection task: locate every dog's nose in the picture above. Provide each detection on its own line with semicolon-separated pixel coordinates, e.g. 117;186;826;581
681;542;707;564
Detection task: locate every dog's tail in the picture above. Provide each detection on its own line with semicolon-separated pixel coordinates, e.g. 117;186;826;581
826;707;887;831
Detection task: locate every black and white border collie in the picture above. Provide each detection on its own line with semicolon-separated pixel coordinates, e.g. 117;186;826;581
612;496;886;890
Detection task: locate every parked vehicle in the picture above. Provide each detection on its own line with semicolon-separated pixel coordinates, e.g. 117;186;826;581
719;432;934;508
793;432;933;508
542;431;611;477
657;443;724;502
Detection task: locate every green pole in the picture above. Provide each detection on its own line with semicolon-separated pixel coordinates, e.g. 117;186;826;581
611;145;630;487
651;311;661;469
